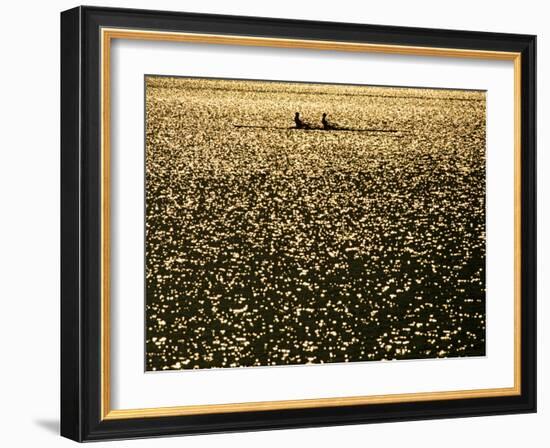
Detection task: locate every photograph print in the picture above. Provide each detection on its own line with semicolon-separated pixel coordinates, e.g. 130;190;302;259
145;76;486;372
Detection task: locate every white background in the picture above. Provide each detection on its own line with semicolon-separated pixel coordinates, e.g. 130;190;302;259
0;0;546;447
111;40;515;409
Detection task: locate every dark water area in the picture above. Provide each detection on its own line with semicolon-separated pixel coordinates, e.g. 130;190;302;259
145;77;486;371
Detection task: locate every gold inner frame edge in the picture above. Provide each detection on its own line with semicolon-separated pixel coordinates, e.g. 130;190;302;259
100;27;522;420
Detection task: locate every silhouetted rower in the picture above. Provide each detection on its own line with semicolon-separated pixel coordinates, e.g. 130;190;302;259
322;112;334;130
295;112;304;129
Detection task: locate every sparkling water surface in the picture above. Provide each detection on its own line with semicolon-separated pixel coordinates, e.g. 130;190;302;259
145;77;486;371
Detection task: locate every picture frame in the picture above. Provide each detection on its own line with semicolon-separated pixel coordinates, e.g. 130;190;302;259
60;6;536;442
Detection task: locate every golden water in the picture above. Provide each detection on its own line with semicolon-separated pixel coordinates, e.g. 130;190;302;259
145;77;486;371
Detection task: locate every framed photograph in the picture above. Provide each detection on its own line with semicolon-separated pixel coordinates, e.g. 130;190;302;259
61;6;536;442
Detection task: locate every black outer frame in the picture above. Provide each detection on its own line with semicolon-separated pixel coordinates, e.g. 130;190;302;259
60;6;536;442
